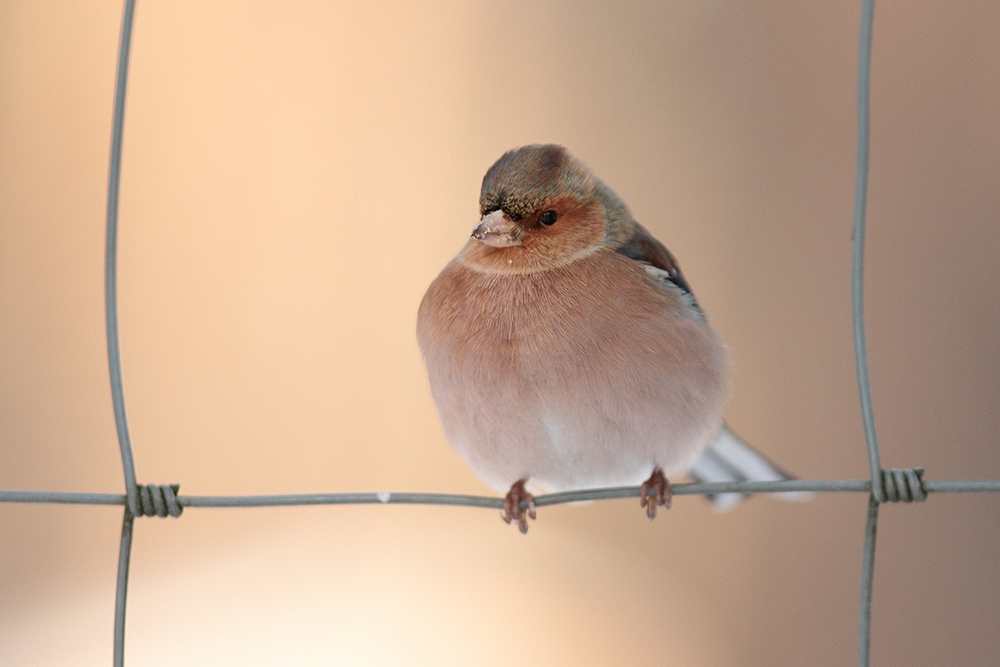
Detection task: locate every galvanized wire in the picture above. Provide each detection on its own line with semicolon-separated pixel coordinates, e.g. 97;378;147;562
858;495;880;667
104;2;140;665
853;0;882;503
106;0;140;520
3;478;1000;510
113;512;135;667
851;0;881;664
5;477;999;510
0;0;997;665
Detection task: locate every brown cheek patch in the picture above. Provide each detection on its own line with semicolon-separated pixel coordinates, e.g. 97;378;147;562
527;198;605;259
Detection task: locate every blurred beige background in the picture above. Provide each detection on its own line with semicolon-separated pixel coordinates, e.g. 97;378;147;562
2;1;998;665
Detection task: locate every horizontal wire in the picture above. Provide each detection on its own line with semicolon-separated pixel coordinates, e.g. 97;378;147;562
0;491;127;505
923;480;1000;493
3;478;999;509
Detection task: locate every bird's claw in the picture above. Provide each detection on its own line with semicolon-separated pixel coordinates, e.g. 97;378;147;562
640;468;672;520
502;479;536;534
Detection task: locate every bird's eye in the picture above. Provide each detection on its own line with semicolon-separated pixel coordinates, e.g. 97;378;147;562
539;210;558;226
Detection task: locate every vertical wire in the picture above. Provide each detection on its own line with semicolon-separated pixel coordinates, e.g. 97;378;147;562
852;0;884;502
113;511;135;667
857;494;880;667
853;1;882;663
106;0;139;516
107;1;139;664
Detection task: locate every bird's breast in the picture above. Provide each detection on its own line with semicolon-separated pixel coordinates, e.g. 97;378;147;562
419;250;705;374
416;249;729;491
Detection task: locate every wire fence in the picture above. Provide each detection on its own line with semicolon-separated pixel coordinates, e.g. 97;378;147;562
2;1;998;665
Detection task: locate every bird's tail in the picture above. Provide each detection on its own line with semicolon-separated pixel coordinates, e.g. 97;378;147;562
689;424;814;511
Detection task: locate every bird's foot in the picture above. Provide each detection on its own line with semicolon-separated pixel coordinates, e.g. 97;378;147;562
501;479;536;534
640;468;672;520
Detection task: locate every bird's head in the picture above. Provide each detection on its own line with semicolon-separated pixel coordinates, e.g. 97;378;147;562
458;144;635;274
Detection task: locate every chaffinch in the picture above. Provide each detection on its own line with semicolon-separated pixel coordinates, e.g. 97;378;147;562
418;145;801;533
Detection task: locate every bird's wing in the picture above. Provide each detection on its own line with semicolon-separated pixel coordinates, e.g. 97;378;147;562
613;222;698;308
689;424;814;511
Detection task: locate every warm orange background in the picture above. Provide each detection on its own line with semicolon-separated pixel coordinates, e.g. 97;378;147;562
2;1;998;665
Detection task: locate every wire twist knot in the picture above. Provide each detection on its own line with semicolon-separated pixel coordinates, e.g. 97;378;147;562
134;484;183;517
876;468;925;503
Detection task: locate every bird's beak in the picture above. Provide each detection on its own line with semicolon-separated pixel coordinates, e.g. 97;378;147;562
471;210;522;247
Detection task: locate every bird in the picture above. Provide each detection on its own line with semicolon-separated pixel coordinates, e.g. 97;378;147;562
417;144;806;533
